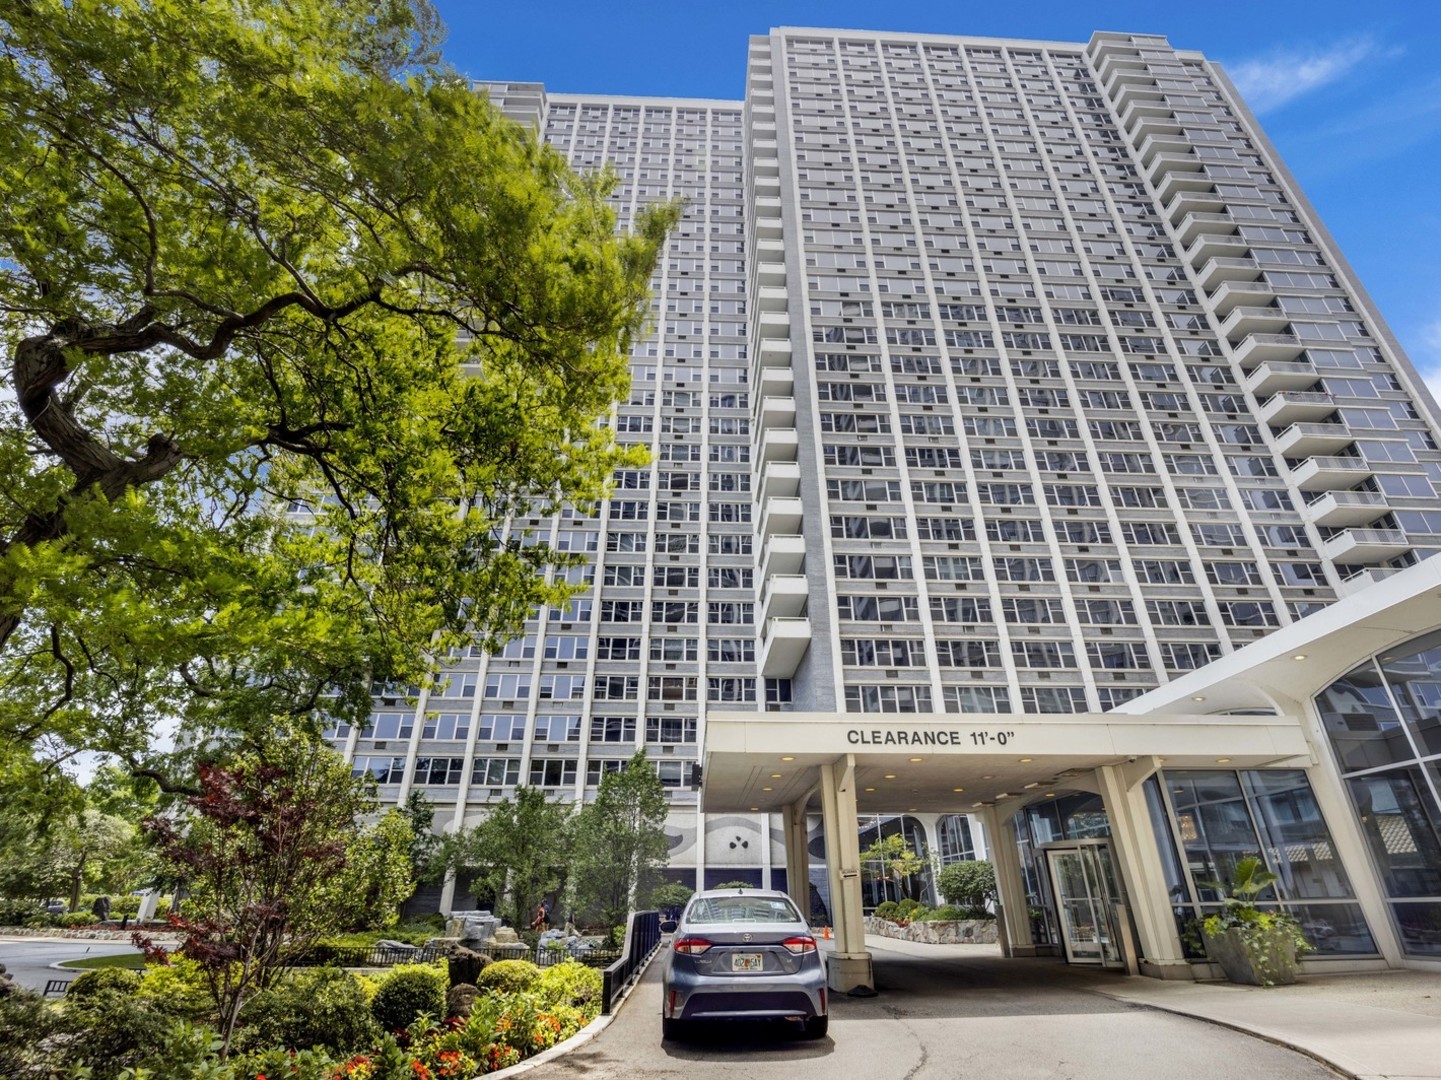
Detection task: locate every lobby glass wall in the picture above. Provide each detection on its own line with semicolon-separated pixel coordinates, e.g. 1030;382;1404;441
1152;769;1376;957
1317;630;1441;957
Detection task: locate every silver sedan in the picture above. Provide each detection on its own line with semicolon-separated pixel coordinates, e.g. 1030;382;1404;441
661;888;828;1040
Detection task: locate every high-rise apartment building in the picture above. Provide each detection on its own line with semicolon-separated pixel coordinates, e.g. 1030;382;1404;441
329;29;1441;976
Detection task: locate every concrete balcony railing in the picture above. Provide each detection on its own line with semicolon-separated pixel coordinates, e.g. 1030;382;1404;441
1273;422;1354;458
1220;304;1289;341
760;616;812;678
1145;150;1203;185
1259;390;1336;426
1125;114;1183;150
759;496;803;539
1133;132;1193;166
1195;256;1263;291
753;366;793;399
1173;211;1234;246
1286;455;1372;492
756;336;791;369
760;533;805;580
758;460;800;501
756;284;788;313
1164;188;1226;225
1305;489;1390;528
1116;96;1175;127
1154;167;1217;203
1232;332;1304;368
756;426;798;466
754;395;796;436
1112;80;1165;112
1185;232;1247;264
1207;278;1276;314
759;573;808;623
1335;566;1406;597
1321;528;1410;565
1242;361;1320;398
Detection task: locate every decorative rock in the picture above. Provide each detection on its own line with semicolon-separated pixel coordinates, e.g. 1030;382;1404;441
864;916;1000;945
445;910;500;943
491;926;520;945
446;983;480;1018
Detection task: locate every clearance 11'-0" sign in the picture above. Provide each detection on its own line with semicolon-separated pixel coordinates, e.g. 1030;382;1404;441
845;727;1017;748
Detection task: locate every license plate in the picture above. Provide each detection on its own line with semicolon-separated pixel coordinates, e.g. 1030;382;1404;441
731;952;763;972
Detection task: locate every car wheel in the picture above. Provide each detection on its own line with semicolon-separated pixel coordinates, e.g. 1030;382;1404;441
662;1016;684;1040
803;1015;828;1039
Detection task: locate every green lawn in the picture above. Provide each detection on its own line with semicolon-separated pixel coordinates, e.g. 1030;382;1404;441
57;953;148;971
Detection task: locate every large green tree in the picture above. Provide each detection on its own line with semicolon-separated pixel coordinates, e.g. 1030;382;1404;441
572;750;670;927
0;0;671;782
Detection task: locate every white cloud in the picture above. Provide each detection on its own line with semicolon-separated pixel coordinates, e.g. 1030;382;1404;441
1226;37;1393;114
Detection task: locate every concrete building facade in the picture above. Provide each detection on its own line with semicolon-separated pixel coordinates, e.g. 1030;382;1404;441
323;28;1441;981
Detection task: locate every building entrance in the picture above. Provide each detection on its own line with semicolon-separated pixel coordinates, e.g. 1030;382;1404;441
1043;840;1128;968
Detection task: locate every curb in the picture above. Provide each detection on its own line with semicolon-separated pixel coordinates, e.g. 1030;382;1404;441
485;948;659;1080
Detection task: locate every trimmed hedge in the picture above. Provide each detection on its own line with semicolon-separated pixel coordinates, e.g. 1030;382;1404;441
477;958;541;994
371;964;448;1033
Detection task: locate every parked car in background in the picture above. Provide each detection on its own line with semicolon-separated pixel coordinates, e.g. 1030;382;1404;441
661;888;827;1039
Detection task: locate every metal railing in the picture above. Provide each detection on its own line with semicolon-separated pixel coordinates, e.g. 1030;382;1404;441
292;943;443;968
600;910;662;1014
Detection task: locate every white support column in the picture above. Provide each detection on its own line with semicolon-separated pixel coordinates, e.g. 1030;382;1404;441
1094;760;1192;979
980;807;1035;956
820;755;874;993
762;812;774;891
917;814;942;906
783;798;810;917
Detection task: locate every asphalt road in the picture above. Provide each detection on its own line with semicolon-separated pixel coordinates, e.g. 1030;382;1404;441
0;938;144;992
535;942;1343;1080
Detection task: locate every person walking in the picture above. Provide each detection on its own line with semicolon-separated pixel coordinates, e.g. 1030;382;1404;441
530;901;549;933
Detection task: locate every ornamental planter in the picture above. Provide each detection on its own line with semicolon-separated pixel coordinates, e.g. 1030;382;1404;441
1202;925;1299;986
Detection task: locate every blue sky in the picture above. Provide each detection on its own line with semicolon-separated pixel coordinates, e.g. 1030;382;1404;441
430;1;1441;400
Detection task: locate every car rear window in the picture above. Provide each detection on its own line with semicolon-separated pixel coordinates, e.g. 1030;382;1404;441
688;896;802;923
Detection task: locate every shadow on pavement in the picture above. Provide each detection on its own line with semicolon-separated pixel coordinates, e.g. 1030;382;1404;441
662;1020;834;1060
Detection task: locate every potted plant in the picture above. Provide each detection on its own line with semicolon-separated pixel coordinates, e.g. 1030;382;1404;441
1199;856;1310;986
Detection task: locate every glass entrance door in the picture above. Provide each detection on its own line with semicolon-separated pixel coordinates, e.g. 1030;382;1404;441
1045;843;1125;967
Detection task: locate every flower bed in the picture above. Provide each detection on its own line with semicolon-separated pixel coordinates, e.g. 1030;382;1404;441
864;915;999;945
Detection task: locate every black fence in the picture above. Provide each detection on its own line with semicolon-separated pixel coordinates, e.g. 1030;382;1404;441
43;978;72;997
292;943;443;968
600;910;662;1014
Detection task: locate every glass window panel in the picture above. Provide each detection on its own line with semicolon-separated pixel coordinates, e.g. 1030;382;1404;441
1390;901;1441;957
1242;770;1354;900
1165;770;1263;902
1284;902;1376;955
1347;767;1441;898
1379;630;1441;757
1315;662;1416;772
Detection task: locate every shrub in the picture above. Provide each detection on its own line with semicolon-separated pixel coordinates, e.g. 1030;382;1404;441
58;911;96;927
236;967;378;1055
895;897;923;919
536;959;602;1009
937;860;997;910
477;958;541;994
916;904;985;921
371;963;448;1033
67;966;143;1000
874;900;900;921
57;991;174;1080
135;956;213;1020
0;988;62;1078
0;899;38;926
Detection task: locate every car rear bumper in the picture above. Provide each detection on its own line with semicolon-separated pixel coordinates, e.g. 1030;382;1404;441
665;964;826;1021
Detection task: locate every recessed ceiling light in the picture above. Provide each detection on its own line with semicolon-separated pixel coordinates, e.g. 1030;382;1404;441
1292;654;1307;661
762;787;773;792
952;787;965;793
1019;757;1033;763
1023;782;1040;789
781;756;795;762
909;757;923;762
981;774;994;780
1045;792;1056;798
1191;695;1206;702
907;807;917;812
996;792;1011;799
883;773;897;779
750;807;760;811
865;786;876;792
770;773;782;778
1216;757;1231;764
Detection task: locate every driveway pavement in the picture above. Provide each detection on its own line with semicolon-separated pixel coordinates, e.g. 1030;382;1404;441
0;938;144;993
530;937;1343;1080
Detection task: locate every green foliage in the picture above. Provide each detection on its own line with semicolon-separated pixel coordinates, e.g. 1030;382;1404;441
370;963;448;1032
861;833;925;900
572;750;670;926
319;918;445;948
67;965;143;999
58;990;176;1079
915;904;993;922
0;987;62;1079
135;955;214;1021
437;786;572;931
335;807;415;932
0;0;673;785
535;959;602;1008
650;881;694;912
58;910;97;927
1199;855;1311;985
235;968;379;1055
478;958;542;994
936;860;997;909
713;880;753;889
874;900;900;921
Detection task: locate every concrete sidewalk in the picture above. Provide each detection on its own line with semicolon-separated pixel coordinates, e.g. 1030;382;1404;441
863;935;1441;1080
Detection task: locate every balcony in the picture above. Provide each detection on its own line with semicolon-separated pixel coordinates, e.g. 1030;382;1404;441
1243;361;1319;398
1185;232;1248;264
1196;256;1263;291
760;533;806;579
1258;390;1336;426
1286;455;1372;492
1335;566;1406;597
1321;528;1410;564
752;173;780;198
1145;150;1203;185
1220;305;1289;340
1102;66;1158;98
755;394;796;435
1116;97;1175;126
753;309;789;341
1126;114;1183;149
756;285;788;313
1232;332;1304;368
754;366;793;398
1134;132;1193;167
757;426;798;466
1155;168;1219;203
760;616;812;678
753;197;783;238
1094;51;1148;84
760;496;803;538
1173;211;1234;247
1113;81;1165;113
1087;33;1143;64
758;460;801;500
1274;422;1354;457
1164;189;1225;224
1208;278;1276;315
760;573;808;622
1305;490;1390;528
756;336;791;369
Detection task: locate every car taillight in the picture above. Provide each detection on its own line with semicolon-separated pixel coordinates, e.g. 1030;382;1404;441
673;936;713;955
782;935;817;954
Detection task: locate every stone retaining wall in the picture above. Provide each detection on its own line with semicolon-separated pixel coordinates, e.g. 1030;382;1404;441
864;916;999;945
